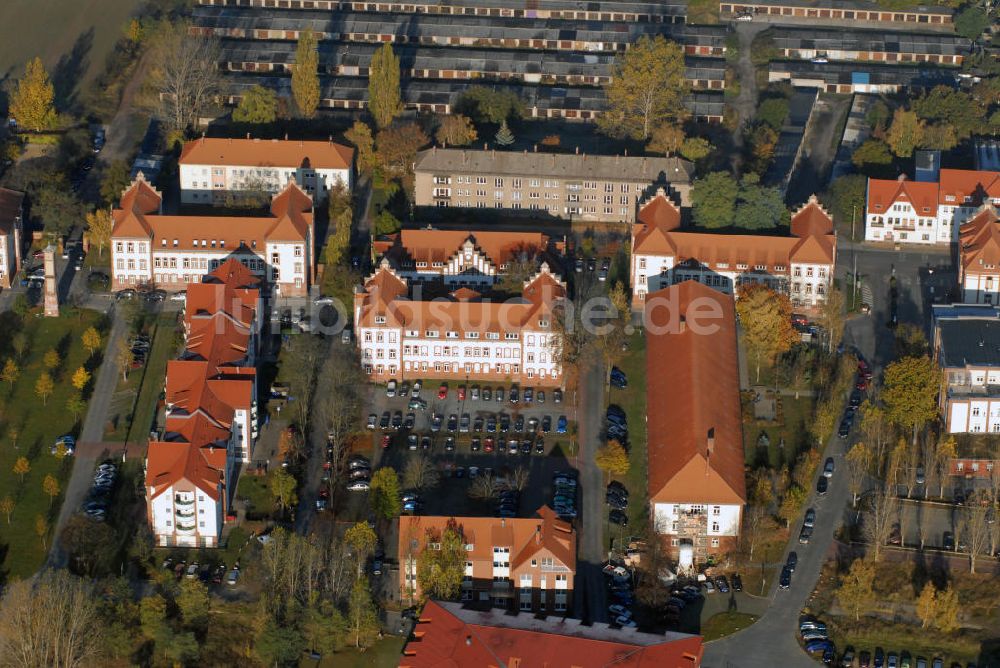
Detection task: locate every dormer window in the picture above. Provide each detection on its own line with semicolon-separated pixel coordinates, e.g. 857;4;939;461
374;316;386;324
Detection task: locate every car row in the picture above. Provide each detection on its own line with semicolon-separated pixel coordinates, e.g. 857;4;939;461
386;380;563;406
799;618;835;663
553;470;577;520
604;562;636;627
161;556;239;586
83;461;117;522
606;404;627;444
839;645;959;668
346;455;372;492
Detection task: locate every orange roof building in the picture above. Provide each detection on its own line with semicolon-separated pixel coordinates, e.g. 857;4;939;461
373;229;562;288
630;190;835;310
866;170;1000;245
398;508;576;612
353;261;567;386
959;204;1000;305
179;136;353;204
111;173;315;297
400;600;704;668
643;281;746;565
146;258;261;548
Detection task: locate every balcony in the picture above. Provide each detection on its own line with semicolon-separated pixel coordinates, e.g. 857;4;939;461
175;522;196;532
174;497;194;506
175;507;195;518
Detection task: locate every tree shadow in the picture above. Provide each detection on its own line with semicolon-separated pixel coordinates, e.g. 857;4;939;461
52;27;95;110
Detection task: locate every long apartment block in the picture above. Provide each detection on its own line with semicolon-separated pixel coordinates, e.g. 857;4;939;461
768;59;960;95
721;0;953;28
218;40;727;91
768;25;966;65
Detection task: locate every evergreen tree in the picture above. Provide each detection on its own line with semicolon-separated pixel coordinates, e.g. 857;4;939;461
292;30;320;118
368;43;403;129
494;120;514;146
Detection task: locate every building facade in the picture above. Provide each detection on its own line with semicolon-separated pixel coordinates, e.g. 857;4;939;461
398;508;576;612
178;137;352;204
645;281;746;564
401;600;704;668
630;191;836;310
721;0;953;27
413;148;694;224
372;229;561;288
146;260;262;547
934;307;1000;434
866;171;1000;245
353;261;566;386
110;174;315;297
0;188;24;289
959;205;1000;304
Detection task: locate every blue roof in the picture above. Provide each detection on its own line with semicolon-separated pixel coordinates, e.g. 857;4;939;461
850;71;870;85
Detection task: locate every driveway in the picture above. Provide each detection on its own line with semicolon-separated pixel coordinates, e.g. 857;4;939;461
783;92;852;205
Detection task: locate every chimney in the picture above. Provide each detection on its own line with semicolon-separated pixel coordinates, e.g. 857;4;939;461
466;636;472;646
535;527;541;544
533;144;538;152
483;143;488;151
285;133;289;141
492;149;495;159
228;137;232;144
897;174;907;182
575;146;579;155
501;517;506;528
624;148;628;157
705;427;715;476
245;132;250;140
328;135;333;143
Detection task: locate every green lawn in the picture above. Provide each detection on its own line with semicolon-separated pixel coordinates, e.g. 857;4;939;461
0;308;104;578
0;0;141;103
609;331;649;530
312;635;406;668
236;474;272;518
701;612;759;641
686;0;720;24
743;394;813;469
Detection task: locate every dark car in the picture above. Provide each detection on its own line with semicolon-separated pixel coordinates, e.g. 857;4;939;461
715;576;730;593
841;647;855;668
786;551;798;572
607;492;627;510
943;531;955;550
609;509;628;526
874;647;885;668
610;367;627;388
731;573;743;591
849;390;862;408
817;476;828;495
779;566;792;589
859;651;872;668
838;419;851;438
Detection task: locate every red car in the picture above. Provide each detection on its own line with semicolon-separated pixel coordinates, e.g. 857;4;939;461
438;384;448;400
856;378;868;391
381;434;391;449
458;386;466;401
483;437;494;453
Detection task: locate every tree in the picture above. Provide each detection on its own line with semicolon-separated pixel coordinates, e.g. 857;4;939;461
647;123;685;156
0;497;13;524
42;474;60;508
12;457;29;483
916;582;938;628
269;467;298;514
0;359;18;389
374;210;401;235
43;349;60;371
345;120;377;176
347;578;380;649
82;327;102;357
139;594;168;640
961;491;992;573
837;558;875;621
936;585;961;633
736;283;798;382
747;124;779;174
99;160;132;206
845;442;873;508
292;30;320;118
598;35;687;140
403;455;440;491
494;119;515;146
10;57;56;132
934;436;957;498
35;372;54;405
757;96;790;131
851;139;893;174
370;467;402;519
34;181;85;240
863;484;899;561
920;123;958;152
777;485;806;528
468;472;502;502
822;174;867;239
369;43;403;129
894;323;928;358
886;109;925;158
0;571;101;667
913;86;985;139
955;7;989;42
692;171;739;228
66;394;87;421
456;86;523;124
679;136;712;161
85;209;114;257
882;355;940;446
176;579;211;630
148;26;221;131
345;521;378;570
376;123;429;177
734;181;788;230
115;337;132;381
436;114;477;147
818;287;846;353
71;366;91;391
232;84;278;123
304;602;348;656
595;441;630;481
60;515;116;576
34;514;49;548
416;524;466;600
12;333;28;361
255;620;305;666
867;100;891;135
123;17;144;46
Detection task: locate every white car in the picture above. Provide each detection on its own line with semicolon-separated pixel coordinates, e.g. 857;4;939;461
735;12;753;20
386;380;397;398
347;480;371;492
169;291;186;302
313;296;335;305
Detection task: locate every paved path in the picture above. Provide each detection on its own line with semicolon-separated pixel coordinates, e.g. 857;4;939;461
574;355;608;624
294;337;338;535
47;305;127;568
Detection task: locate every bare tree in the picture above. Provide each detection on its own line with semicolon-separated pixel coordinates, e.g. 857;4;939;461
287;336;326;435
860;402;894;476
863;484;899;562
147;24;222;132
0;571;101;667
468;473;500;501
403;455;440;491
961;491;992;573
506;466;530;492
321;346;364;480
845;442;873;511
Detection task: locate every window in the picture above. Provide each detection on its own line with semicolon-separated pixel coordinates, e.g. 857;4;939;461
711;538;720;547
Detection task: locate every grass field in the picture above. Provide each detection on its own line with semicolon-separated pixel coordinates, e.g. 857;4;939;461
0;0;140;104
0;308;103;578
701;612;759;641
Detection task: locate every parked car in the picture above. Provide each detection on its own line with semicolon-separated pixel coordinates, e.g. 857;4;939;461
386;380;397;397
779;566;792;589
609;509;628;526
804;508;816;527
817;476;828;495
786;551;798;572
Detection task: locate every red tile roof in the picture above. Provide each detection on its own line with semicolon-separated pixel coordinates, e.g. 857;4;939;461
378;229;551;269
400;601;704;668
180;136;354;171
866;176;938;217
644;281;746;506
938;169;1000;206
960;205;1000;273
